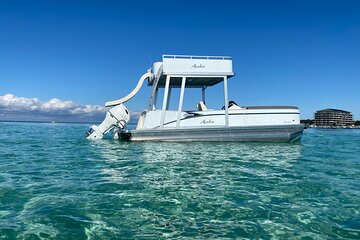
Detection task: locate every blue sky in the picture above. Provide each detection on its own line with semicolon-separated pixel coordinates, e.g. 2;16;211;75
0;0;359;121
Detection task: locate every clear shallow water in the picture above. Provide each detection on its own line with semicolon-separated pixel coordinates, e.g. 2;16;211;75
0;122;359;239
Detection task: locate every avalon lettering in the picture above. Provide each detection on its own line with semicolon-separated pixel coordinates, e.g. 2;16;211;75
200;119;214;124
191;64;205;68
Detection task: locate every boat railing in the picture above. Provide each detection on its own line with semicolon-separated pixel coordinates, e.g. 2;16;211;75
163;54;232;60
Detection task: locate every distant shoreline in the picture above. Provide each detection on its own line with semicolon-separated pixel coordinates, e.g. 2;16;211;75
0;120;138;125
1;120;359;129
0;120;97;124
306;125;360;129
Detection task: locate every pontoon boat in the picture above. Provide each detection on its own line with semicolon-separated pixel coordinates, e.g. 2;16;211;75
86;55;304;142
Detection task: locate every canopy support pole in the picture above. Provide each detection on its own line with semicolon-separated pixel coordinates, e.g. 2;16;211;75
160;75;170;128
223;76;229;127
176;77;186;127
202;87;206;104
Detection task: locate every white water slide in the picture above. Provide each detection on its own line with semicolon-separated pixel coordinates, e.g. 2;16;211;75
105;72;153;107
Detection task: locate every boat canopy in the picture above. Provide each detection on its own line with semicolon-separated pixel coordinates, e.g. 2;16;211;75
149;55;235;88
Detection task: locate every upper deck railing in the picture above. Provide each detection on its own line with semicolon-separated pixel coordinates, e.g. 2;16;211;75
163;54;232;60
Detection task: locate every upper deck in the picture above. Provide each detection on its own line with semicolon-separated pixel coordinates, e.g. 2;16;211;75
149;54;235;88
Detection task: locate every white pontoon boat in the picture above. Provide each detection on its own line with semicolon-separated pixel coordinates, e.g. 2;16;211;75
86;55;304;142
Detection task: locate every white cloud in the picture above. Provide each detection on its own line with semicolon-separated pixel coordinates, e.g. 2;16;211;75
0;93;107;122
0;94;40;110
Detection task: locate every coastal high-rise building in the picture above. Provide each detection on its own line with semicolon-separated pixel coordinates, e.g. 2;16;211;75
314;109;353;127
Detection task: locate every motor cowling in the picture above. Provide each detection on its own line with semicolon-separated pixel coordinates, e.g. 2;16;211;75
86;104;130;140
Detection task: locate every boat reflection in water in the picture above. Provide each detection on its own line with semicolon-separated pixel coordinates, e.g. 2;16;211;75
94;140;303;186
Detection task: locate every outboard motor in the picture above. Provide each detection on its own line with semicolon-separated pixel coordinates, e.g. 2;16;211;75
85;72;153;140
86;104;130;140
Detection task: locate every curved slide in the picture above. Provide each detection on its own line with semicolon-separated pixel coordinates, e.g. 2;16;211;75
105;72;154;107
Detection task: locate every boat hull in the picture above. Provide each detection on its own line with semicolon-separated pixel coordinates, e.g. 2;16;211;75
123;124;304;143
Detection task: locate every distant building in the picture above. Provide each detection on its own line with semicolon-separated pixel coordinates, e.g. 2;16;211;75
314;109;353;127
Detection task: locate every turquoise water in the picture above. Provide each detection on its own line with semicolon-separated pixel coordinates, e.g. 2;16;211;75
0;122;359;239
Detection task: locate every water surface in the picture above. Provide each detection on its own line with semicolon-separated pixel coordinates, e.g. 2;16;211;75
0;122;359;239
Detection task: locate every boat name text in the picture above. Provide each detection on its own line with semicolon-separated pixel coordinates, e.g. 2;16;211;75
191;64;205;69
200;119;214;124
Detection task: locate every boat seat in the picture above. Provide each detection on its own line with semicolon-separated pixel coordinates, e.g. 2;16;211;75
229;104;242;109
222;100;243;110
197;101;208;111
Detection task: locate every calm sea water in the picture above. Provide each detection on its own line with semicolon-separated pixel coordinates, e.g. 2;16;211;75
0;122;359;239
